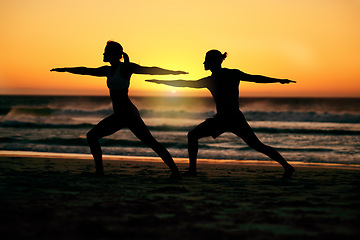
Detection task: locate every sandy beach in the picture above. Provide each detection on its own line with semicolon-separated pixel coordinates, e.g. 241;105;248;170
1;152;359;240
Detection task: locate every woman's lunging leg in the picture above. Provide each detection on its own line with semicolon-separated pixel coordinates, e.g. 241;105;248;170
86;115;124;175
130;121;180;175
87;130;104;175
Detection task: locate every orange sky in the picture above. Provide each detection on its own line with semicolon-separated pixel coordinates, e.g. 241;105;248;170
1;0;359;97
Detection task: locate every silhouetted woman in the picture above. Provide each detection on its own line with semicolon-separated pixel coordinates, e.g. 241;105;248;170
51;41;186;177
147;50;295;178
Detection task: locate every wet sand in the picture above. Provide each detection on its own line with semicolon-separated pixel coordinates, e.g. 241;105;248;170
1;152;359;240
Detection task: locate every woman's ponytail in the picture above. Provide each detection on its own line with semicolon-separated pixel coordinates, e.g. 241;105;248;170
122;52;130;64
222;52;228;60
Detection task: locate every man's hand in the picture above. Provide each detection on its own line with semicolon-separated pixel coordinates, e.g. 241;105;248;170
146;79;163;84
279;79;296;84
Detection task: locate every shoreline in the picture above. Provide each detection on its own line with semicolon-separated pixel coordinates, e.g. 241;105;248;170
1;150;360;170
1;150;360;239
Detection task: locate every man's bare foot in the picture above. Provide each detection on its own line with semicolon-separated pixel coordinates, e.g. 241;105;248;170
95;170;105;177
183;170;197;177
170;172;183;180
282;166;295;179
80;171;104;177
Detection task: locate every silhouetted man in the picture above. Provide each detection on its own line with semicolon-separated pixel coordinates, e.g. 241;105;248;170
147;50;295;178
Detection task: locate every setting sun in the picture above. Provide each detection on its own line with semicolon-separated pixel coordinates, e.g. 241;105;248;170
1;0;359;97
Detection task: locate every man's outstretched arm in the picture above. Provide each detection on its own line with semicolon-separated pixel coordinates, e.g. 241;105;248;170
146;77;210;88
131;63;188;75
240;71;296;84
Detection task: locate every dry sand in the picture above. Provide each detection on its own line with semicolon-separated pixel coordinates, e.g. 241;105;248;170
1;152;359;240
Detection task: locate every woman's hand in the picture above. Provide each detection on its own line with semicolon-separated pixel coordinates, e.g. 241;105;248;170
50;68;67;72
172;70;188;75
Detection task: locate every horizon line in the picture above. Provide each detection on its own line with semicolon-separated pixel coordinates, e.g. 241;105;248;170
1;94;359;99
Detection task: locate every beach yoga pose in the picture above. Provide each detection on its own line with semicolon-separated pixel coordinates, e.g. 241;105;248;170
51;41;186;177
147;50;296;179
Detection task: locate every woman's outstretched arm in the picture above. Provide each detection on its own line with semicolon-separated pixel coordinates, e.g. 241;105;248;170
146;77;209;89
50;66;110;77
131;63;188;75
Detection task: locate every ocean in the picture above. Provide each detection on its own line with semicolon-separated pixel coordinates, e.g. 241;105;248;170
1;95;360;166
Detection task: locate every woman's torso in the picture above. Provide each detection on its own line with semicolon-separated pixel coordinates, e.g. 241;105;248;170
107;62;130;90
107;63;137;114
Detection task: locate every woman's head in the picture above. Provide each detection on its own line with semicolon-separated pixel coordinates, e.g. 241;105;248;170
204;50;227;71
103;41;129;63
